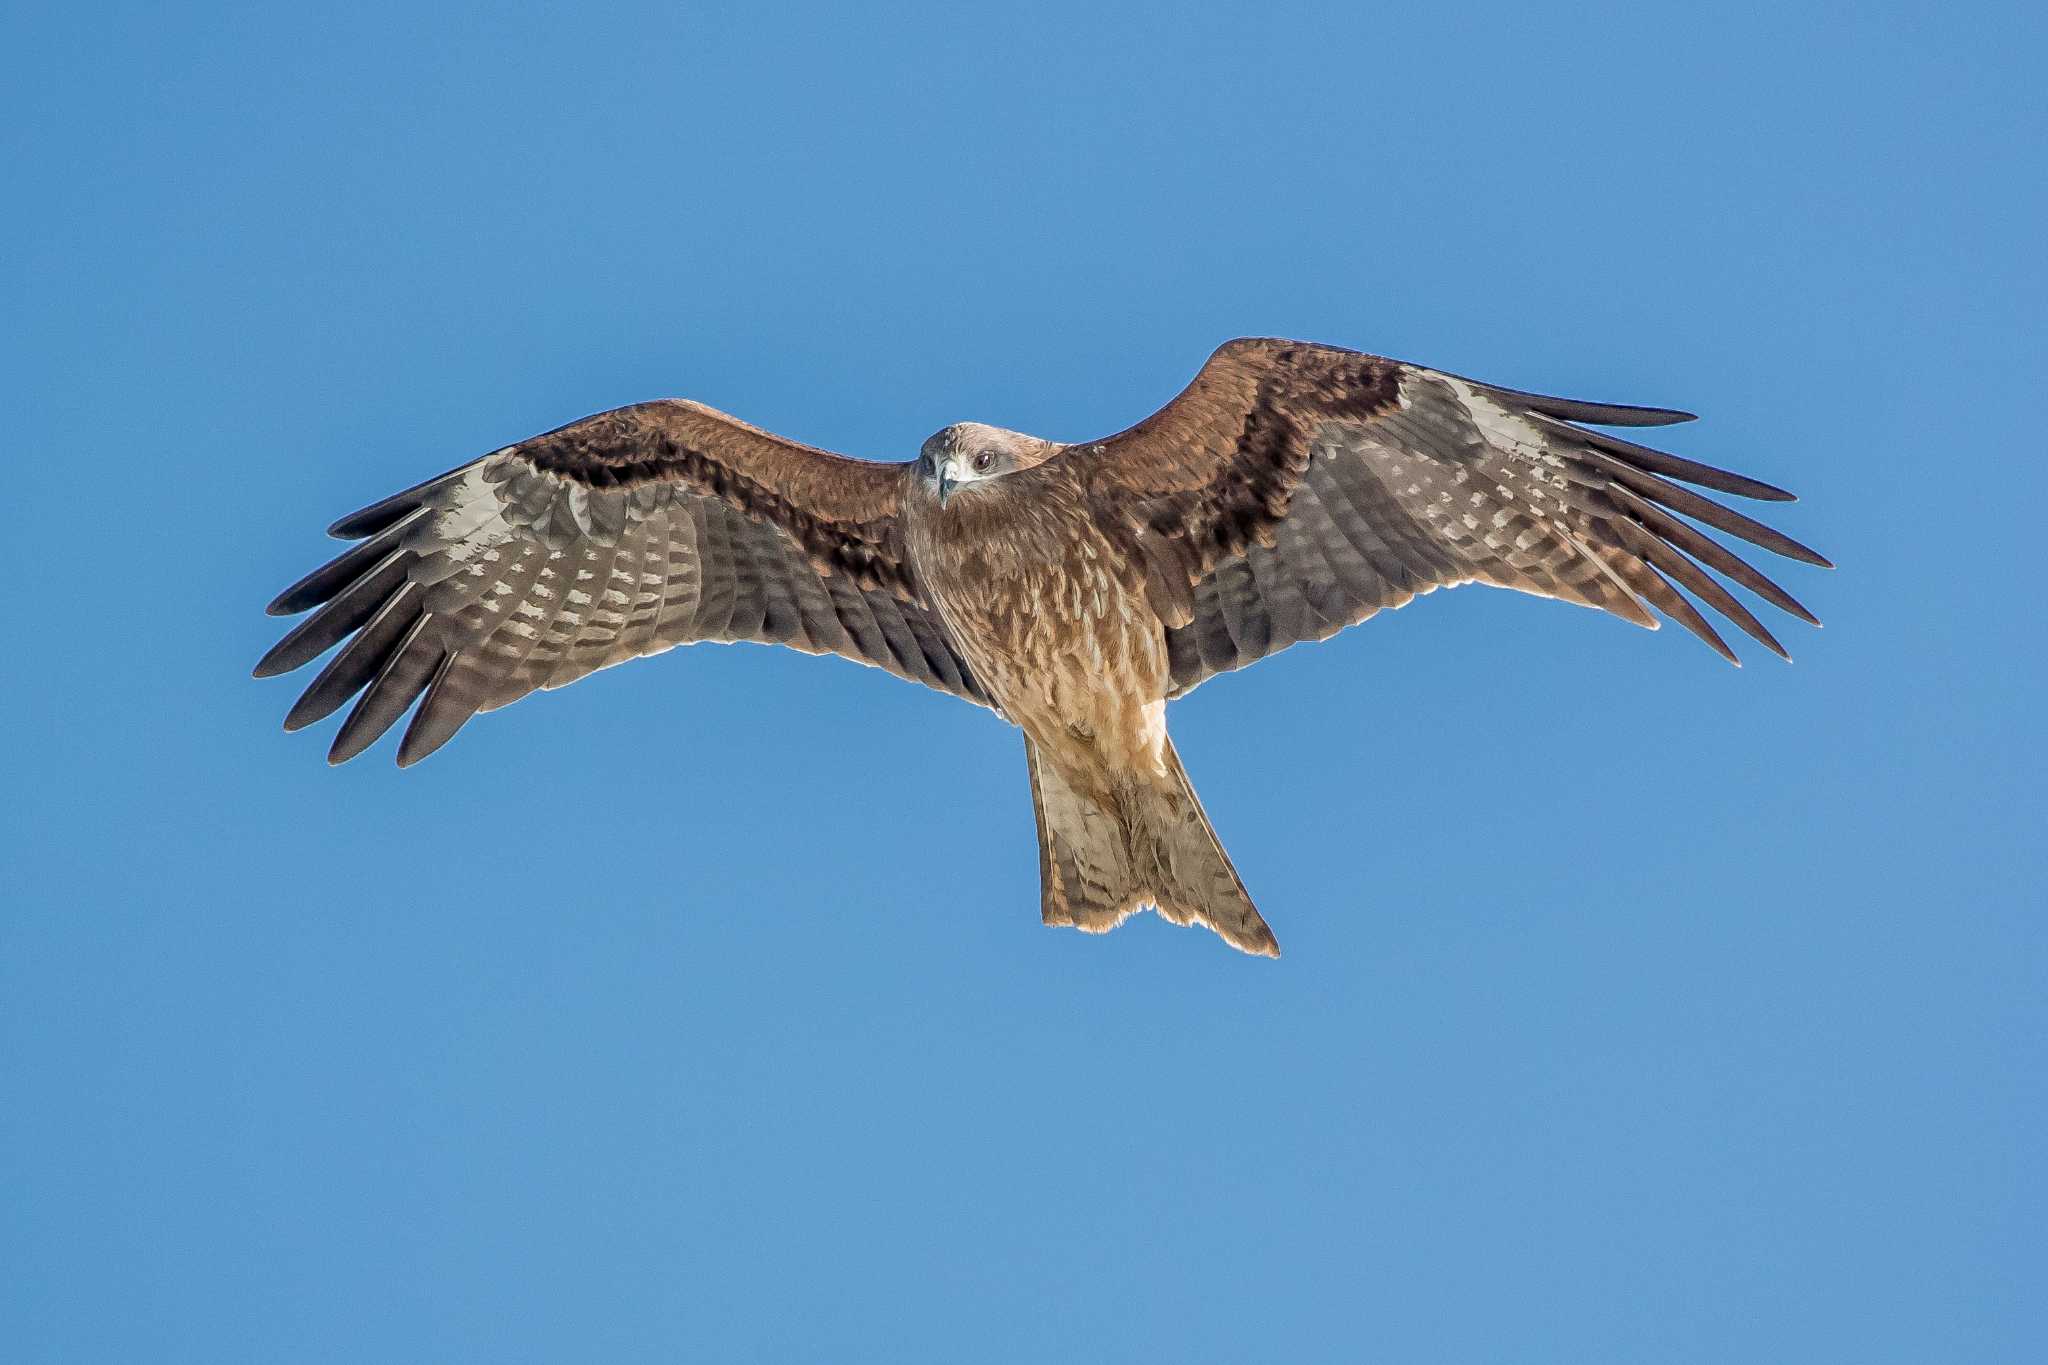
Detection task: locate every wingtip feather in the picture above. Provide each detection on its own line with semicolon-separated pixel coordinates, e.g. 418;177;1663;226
1480;381;1698;428
324;462;473;539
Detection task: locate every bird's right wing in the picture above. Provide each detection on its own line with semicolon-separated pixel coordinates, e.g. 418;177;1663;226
257;400;987;766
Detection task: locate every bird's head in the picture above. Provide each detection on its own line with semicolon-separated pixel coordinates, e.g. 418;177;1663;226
918;423;1054;508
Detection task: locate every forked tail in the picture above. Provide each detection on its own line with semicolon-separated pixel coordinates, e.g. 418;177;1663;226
1025;737;1278;957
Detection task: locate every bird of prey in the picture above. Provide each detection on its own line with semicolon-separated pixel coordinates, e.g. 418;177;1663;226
258;338;1827;956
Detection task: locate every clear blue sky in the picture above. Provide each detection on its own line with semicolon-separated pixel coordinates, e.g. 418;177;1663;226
3;3;2041;1362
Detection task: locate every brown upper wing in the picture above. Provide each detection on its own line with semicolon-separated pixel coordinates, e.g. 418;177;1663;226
257;400;986;765
1067;338;1829;696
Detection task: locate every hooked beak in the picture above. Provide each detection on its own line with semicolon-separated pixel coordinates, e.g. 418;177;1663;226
934;462;957;507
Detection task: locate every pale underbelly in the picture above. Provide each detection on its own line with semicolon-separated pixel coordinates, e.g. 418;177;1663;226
947;581;1174;792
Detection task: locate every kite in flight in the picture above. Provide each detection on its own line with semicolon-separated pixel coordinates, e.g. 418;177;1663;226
258;338;1827;956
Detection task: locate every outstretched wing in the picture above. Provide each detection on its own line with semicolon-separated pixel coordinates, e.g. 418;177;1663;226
1069;338;1829;696
257;400;986;765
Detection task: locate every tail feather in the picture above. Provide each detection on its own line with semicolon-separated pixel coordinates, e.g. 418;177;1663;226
1027;737;1278;958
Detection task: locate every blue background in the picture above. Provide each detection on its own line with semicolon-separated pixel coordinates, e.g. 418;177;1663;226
4;3;2041;1361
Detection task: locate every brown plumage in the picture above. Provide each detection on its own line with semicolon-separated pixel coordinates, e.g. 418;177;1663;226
258;338;1829;956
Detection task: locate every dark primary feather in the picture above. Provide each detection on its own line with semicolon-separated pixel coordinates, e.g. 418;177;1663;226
258;400;986;765
1067;338;1828;695
1468;379;1698;428
253;546;413;677
325;465;470;539
265;506;429;616
1524;413;1797;502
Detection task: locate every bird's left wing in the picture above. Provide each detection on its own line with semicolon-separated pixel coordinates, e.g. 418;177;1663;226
257;400;986;765
1065;338;1829;696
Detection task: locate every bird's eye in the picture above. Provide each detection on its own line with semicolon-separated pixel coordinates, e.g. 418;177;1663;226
972;451;995;473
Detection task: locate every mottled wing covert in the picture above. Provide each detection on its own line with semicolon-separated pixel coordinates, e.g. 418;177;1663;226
1069;338;1829;694
257;401;986;765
